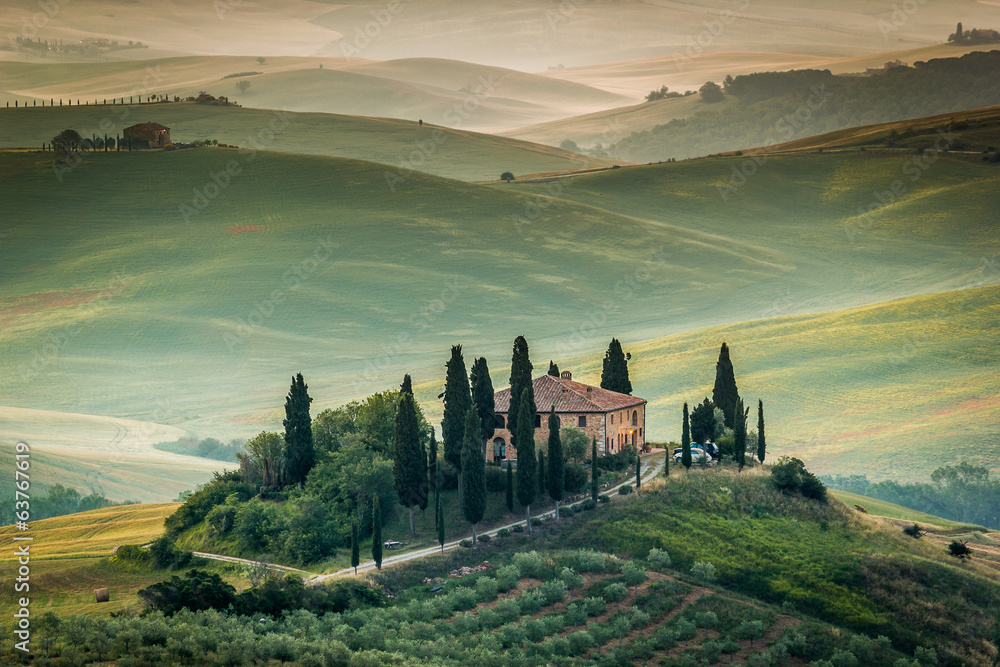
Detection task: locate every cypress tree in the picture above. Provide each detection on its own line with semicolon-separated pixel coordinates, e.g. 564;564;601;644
600;338;633;394
371;494;383;570
757;400;767;464
514;389;537;532
636;453;641;491
682;402;691;449
283;373;314;488
470;357;496;453
682;431;692;473
400;374;413;396
664;442;669;477
461;406;487;546
538;450;546;495
435;483;445;554
350;520;360;575
547;361;560;377
442;345;471;505
591;437;599;502
712;342;740;429
547;406;564;520
506;462;514;513
428;429;438;503
507;336;535;452
734;397;749;471
393;391;426;537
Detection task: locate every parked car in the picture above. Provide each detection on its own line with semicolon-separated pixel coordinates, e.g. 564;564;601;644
672;447;712;463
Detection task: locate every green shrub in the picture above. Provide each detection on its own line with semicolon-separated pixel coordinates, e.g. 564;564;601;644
530;516;544;526
598;494;611;504
496;565;521;592
647;547;672;572
675;618;697;641
484;466;507;492
562;504;577;517
571;503;584;513
475;577;499;602
618;484;633;496
561;567;585;590
582;498;597;510
512;551;546;578
621;560;648;587
584;596;606;616
512;523;524;533
604;582;628;602
495;598;521;624
539;579;568;605
478;533;491;543
496;528;510;538
520;589;544;614
562;549;608;573
690;561;717;582
694;611;718;628
111;544;152;568
459;539;473;548
568;630;595;655
564;462;589;493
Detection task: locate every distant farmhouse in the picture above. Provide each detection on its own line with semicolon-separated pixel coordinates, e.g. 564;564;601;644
490;371;647;463
123;122;170;148
865;59;906;75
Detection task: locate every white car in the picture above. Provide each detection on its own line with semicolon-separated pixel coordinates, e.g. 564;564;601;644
673;447;712;464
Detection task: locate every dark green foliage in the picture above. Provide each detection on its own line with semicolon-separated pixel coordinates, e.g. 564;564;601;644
515;389;537;522
538;450;546;494
508;336;535;451
948;540;972;559
148;536;193;570
600;338;632;395
351;520;360;574
548;361;560;376
51;128;83;156
689;398;716;445
699;80;725;102
712;343;740;430
312;389;430;457
591;438;599;502
26;484;119;521
484;465;506;492
619;484;633;496
164;473;255;537
757;399;766;464
400;374;413;396
461;407;487;543
436;484;445;553
234;574;381;617
393;391;427;534
501;171;515;182
428;428;438;503
563;462;588;494
903;523;926;539
682;437;692;472
636;454;642;489
138;569;235;615
371;494;383;570
283;373;315;487
506;463;515;512
734;397;749;471
470;356;496;446
771;457;827;502
681;402;690;449
442;345;472;475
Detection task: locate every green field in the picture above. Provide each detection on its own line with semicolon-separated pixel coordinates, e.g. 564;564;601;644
1;146;998;498
0;104;614;181
829;489;988;531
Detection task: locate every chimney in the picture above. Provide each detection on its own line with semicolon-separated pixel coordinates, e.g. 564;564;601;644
586;387;593;396
560;370;572;380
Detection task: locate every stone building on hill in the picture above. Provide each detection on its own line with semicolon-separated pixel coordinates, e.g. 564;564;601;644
490;370;647;463
123;122;170;148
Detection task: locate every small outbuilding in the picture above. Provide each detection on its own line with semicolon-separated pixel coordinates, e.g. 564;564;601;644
123;122;171;148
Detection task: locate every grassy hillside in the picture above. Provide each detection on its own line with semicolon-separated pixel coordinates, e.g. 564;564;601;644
0;104;613;180
1;147;998;492
829;489;987;531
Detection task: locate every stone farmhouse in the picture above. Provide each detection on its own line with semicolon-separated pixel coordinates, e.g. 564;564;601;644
123;122;171;148
489;371;647;463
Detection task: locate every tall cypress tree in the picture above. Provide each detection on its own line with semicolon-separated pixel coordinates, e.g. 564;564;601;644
547;361;560;377
600;338;632;395
682;402;691;450
514;389;537;532
508;336;535;451
734;397;749;471
757;400;767;464
547;406;564;520
400;374;413;396
461;406;487;546
470;357;496;454
371;494;383;570
283;373;314;488
591;437;599;502
350;520;360;575
435;483;445;554
538;450;546;495
712;342;740;429
393;391;426;537
442;345;471;505
506;462;514;513
428;429;438;503
636;453;642;491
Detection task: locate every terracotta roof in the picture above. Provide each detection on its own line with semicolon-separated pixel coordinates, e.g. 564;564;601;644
494;374;646;414
124;122;170;132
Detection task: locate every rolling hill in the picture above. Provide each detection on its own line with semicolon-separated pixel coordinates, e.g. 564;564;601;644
0;104;615;181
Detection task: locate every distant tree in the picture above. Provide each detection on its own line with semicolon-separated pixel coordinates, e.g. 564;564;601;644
600;338;632;394
547;406;565;520
350;520;360;575
723;74;735;90
645;85;670;101
949;22;963;43
435;482;445;553
51;129;83;157
547;360;560;377
561;426;589;462
400;374;413;396
514;389;537;532
538;450;546;495
508;336;535;452
241;431;285;488
559;139;580;152
903;523;926;539
682;402;691;450
470;357;496;450
757;400;766;464
636;453;642;490
461;406;487;545
371;494;383;570
443;345;472;505
689;398;716;444
699;81;725;103
283;373;314;488
734;397;749;471
393;390;427;536
682;412;692;472
948;539;972;559
591;437;599;501
236;80;251;94
712;342;740;429
257;56;266;64
506;462;514;512
500;171;515;182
